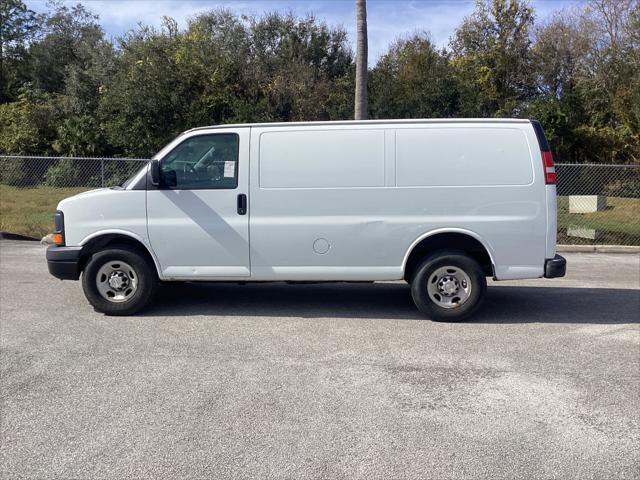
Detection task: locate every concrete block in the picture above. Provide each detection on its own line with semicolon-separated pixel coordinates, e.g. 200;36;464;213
569;195;607;213
567;226;597;240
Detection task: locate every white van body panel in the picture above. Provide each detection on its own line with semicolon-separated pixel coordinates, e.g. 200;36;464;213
395;127;534;186
260;129;386;188
57;119;554;282
58;189;149;249
249;122;546;281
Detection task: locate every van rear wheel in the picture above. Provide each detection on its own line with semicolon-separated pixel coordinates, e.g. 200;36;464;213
410;251;486;321
81;246;157;316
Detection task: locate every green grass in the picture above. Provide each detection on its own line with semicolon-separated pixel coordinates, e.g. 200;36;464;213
1;185;639;244
0;185;88;239
557;196;640;244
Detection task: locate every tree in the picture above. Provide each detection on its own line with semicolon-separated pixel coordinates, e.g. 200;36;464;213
527;0;639;164
583;0;639;145
0;90;59;184
0;0;38;102
98;11;353;156
246;12;352;122
525;9;594;162
370;35;459;119
531;9;594;99
450;0;535;117
97;19;191;156
0;0;637;166
354;0;368;119
29;2;106;94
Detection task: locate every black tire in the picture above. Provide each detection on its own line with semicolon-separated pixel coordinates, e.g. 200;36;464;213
81;246;157;315
410;250;487;321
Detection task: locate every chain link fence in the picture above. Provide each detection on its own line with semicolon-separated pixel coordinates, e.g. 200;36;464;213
556;164;639;246
0;155;148;239
0;155;148;188
0;155;639;244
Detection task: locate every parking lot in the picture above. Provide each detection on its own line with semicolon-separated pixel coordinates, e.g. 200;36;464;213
1;240;638;479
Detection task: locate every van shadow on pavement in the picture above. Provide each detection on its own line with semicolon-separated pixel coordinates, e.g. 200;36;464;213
142;282;639;324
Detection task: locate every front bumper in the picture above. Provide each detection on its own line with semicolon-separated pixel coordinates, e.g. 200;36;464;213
544;254;567;278
46;245;82;280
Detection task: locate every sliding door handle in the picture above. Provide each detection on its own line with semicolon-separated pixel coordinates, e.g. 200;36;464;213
237;194;247;215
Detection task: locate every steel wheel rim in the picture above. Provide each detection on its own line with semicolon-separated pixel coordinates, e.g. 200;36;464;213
426;265;472;309
96;260;138;303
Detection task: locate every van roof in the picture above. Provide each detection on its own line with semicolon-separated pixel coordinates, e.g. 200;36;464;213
185;118;531;134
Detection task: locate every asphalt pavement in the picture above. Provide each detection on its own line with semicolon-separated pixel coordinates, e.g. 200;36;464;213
1;240;638;479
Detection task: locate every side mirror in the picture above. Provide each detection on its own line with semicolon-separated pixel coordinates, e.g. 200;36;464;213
150;159;161;186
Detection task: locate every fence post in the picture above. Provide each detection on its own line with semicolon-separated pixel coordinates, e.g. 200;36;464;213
101;159;105;187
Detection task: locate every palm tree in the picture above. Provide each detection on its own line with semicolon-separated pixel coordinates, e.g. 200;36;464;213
354;0;368;120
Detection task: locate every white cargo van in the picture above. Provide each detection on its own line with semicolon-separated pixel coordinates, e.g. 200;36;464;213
46;119;566;320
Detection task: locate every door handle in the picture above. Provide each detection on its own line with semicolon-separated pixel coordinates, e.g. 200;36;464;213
237;194;247;215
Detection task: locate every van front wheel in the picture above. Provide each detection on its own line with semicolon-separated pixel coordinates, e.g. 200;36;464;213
410;251;486;321
81;246;157;315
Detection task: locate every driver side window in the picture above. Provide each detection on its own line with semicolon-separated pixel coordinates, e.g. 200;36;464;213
161;133;239;189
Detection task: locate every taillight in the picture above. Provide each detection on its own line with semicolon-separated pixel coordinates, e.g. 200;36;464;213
542;150;556;184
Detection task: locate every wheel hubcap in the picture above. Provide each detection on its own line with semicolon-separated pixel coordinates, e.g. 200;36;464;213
427;266;472;309
96;261;138;303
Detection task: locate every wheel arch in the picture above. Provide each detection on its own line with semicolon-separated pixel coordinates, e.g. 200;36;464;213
79;230;161;276
403;229;496;281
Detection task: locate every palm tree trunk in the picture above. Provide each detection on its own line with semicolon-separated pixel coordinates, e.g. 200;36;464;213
354;0;368;120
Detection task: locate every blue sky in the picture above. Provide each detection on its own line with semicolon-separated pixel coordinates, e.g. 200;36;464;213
26;0;586;61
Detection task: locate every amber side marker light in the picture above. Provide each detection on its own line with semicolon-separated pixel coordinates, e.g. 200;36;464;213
52;211;65;245
52;232;64;245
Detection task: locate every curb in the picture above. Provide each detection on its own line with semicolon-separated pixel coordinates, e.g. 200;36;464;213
0;231;39;242
557;245;640;254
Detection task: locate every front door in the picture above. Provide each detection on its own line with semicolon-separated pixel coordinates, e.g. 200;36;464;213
146;128;250;279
